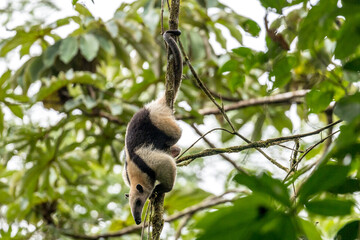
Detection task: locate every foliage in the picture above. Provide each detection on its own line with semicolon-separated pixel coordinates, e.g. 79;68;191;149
0;0;359;239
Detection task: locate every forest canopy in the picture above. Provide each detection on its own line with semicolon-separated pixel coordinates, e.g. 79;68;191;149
0;0;359;239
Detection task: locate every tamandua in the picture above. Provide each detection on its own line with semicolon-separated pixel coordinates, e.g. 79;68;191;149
123;30;182;225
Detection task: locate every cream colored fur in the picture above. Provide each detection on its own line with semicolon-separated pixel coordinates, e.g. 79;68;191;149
145;96;182;141
123;146;153;190
135;145;176;191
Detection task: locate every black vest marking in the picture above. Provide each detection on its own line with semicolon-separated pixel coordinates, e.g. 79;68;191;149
125;161;131;185
132;154;156;183
126;108;173;182
126;108;175;152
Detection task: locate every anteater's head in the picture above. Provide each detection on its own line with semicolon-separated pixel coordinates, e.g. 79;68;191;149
127;183;151;225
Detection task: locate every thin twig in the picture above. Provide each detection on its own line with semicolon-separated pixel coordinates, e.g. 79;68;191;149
160;0;164;34
178;40;237;132
178;39;287;172
277;143;304;153
148;201;152;240
84;110;124;125
177;90;309;120
290;139;300;168
177;120;342;170
141;201;151;239
177;127;233;159
283;129;341;182
174;213;193;240
190;124;248;174
208;89;242;102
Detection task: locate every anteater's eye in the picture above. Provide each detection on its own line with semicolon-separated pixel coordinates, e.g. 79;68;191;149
136;184;144;193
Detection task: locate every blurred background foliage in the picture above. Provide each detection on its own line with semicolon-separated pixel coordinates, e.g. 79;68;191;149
0;0;359;239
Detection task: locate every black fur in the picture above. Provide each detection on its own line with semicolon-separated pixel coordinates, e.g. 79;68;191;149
163;30;183;94
136;184;143;193
125;161;131;185
126;108;176;181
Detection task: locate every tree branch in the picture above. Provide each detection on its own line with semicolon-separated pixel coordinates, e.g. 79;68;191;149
152;0;182;239
177;89;309;120
283;129;341;182
84;110;124;125
177;120;342;168
174;213;193;240
178;39;287;172
190;124;248;174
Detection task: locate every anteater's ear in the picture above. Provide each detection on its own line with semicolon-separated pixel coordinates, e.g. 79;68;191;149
125;193;129;199
136;184;144;193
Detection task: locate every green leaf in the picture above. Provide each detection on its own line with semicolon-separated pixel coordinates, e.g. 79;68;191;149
59;143;81;155
227;25;243;44
7;104;23;119
196;196;262;240
305;199;353;216
186;30;206;60
79;33;100;61
113;39;131;68
0;70;11;88
106;21;119;38
328;178;360;194
297;218;322;240
331;122;360;158
335;221;360;240
270;110;293;133
165;188;212;214
228;73;245;93
64;97;82;111
306;89;334;113
219;59;239;73
259;0;304;14
6;202;21;222
298;165;349;203
232;47;252;57
59;37;79;64
122;69;156;99
82;95;97;109
234;173;291;207
0;29;38;57
271;55;292;89
335;15;360;59
237;17;261;37
20;164;46;196
252;113;265;141
298;0;338;50
43;41;61;67
36;71;105;101
197;195;296;240
58;160;77;183
28;56;45;82
334;93;360;122
0;190;13;204
212;24;227;49
0;107;3;136
109;102;123;115
343;57;360;72
95;34;115;55
74;3;92;17
19;41;32;58
259;0;289;13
